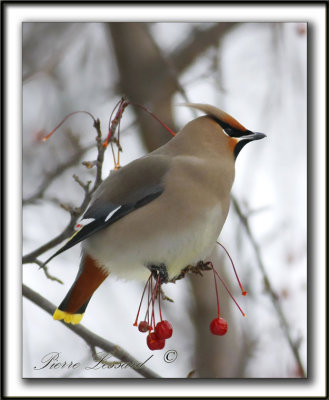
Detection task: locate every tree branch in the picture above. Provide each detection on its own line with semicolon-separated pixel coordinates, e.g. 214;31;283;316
22;116;112;265
33;258;63;284
22;188;91;264
231;195;306;377
22;284;161;379
92;118;106;189
23;143;94;205
172;23;239;75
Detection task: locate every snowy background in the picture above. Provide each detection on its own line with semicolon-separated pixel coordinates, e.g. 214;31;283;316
22;22;307;379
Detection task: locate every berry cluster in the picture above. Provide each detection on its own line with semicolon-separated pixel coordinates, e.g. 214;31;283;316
133;274;173;351
134;242;247;346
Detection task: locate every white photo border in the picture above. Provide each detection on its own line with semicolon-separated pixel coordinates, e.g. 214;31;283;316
2;1;327;398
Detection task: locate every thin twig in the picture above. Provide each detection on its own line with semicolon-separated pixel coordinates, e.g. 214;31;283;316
93;118;105;189
73;174;92;192
33;259;63;284
23;121;105;265
231;195;306;377
22;187;92;264
23;103;128;266
22;284;161;379
23;143;94;205
160;288;174;303
104;97;129;169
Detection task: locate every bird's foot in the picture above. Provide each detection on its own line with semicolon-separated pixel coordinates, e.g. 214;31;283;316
170;261;213;282
148;263;169;284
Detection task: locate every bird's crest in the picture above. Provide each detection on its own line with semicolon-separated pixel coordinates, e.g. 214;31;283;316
182;103;247;132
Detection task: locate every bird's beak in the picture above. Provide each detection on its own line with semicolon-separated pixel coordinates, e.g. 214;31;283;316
232;131;266;159
241;131;267;141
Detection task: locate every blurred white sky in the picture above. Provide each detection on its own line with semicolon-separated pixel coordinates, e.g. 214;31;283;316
21;21;308;381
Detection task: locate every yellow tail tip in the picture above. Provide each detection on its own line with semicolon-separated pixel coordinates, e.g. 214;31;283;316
53;309;83;325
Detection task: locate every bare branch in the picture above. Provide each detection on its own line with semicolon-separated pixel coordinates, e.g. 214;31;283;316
22;190;91;264
73;174;92;192
23;105;128;272
22;284;161;379
23;24;83;84
172;23;239;75
82;160;97;169
23;143;94;205
33;259;64;284
231;195;306;378
23;120;105;265
92;118;105;189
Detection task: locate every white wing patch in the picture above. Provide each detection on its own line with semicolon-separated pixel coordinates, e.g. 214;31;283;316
105;206;122;222
76;218;95;229
79;217;96;225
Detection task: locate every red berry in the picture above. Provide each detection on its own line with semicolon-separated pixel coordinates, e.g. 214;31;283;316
147;332;165;350
138;321;150;332
155;320;173;339
210;317;228;336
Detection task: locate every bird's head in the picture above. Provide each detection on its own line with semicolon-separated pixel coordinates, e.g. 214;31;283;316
183;103;266;158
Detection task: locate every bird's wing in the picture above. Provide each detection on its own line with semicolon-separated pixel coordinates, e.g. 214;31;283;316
44;155;170;264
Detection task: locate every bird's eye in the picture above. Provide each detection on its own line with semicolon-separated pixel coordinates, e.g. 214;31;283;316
224;127;233;136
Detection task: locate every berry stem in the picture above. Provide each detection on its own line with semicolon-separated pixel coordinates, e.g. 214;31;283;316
104;97;128;170
105;99;121;146
150;275;161;330
158;278;163;322
104;99;120;164
210;262;221;318
143;275;153;325
127;102;176;137
116;107;122;169
213;269;246;317
133;274;151;326
150;275;157;330
42;111;97;142
216;241;247;296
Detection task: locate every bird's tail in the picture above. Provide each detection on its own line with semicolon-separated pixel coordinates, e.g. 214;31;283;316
53;301;90;325
53;253;109;325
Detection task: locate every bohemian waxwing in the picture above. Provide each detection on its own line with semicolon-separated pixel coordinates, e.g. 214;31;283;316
47;103;266;324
